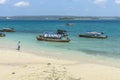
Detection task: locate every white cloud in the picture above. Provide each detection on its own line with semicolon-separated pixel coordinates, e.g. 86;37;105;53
14;1;30;7
93;0;107;5
115;0;120;4
0;0;7;4
93;0;107;8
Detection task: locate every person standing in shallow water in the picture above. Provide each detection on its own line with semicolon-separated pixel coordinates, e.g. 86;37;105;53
17;41;21;51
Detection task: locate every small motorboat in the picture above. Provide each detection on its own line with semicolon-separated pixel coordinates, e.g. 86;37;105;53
0;28;16;32
79;31;107;39
0;33;5;37
66;23;74;26
36;32;70;42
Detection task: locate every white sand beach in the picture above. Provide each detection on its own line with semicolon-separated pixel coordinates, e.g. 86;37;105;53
0;49;120;80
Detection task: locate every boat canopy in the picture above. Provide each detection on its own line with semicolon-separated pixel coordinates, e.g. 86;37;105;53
87;31;103;35
3;28;14;30
43;32;62;38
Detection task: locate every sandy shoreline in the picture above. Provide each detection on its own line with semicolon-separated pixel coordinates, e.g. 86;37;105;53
0;49;120;80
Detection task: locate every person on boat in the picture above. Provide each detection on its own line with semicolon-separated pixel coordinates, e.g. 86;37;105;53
17;41;21;51
67;37;70;40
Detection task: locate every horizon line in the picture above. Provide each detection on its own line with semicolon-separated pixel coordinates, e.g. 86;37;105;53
1;15;120;17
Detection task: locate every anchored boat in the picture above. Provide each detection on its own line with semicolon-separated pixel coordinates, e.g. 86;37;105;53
36;32;70;42
0;33;5;37
0;28;16;32
79;31;107;39
66;23;74;26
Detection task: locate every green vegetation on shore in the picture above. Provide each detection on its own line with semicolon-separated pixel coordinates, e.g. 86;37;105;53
0;16;120;20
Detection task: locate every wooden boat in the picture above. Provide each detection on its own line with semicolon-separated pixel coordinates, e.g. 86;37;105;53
0;28;16;32
0;33;5;37
79;32;107;39
36;35;70;42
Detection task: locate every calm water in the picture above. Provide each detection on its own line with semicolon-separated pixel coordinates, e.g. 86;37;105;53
0;20;120;59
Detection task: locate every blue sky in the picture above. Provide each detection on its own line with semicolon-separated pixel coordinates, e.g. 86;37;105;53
0;0;120;16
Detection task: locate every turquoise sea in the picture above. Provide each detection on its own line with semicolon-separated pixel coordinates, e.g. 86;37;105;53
0;20;120;63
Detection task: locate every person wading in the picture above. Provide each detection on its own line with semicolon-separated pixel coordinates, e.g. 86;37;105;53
17;41;21;51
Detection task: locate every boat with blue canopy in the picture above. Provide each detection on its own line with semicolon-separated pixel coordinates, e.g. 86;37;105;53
36;32;70;42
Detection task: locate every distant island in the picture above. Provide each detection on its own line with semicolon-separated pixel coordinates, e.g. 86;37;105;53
0;16;120;20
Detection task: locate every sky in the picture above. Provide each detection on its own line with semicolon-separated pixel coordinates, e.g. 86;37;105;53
0;0;120;16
